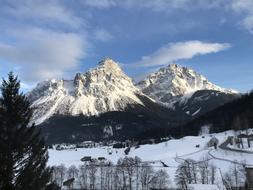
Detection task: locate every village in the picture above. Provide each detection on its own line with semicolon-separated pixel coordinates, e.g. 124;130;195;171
48;129;253;190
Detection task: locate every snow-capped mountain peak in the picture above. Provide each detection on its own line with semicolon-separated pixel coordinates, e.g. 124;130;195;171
98;58;122;72
137;64;236;105
28;59;146;125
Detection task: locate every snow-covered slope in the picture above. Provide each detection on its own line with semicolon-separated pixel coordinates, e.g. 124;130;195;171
137;64;237;106
48;130;253;187
28;59;151;125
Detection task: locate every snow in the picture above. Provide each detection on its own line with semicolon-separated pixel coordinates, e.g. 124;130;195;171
48;130;253;187
188;184;219;190
28;58;149;125
137;64;237;106
28;60;237;125
192;107;201;116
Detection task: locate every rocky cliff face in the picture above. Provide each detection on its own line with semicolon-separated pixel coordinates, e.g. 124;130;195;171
137;64;236;106
28;58;151;125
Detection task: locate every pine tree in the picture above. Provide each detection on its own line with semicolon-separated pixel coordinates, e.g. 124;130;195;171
0;72;53;190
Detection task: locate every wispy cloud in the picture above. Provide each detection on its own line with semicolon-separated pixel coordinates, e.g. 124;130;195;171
0;0;89;84
2;0;82;28
82;0;116;9
82;0;225;11
81;0;253;35
230;0;253;33
132;41;231;67
0;28;85;82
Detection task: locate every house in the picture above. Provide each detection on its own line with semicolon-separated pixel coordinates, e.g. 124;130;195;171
98;157;106;161
207;137;219;149
77;141;95;148
80;156;92;162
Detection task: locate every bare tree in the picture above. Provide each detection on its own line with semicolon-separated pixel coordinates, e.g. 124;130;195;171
107;161;114;190
122;157;136;190
175;163;188;190
99;161;106;190
117;158;127;189
78;164;88;190
198;157;210;184
134;156;142;190
114;163;123;190
224;162;246;189
151;169;170;189
210;164;217;185
67;165;79;179
140;162;155;190
52;164;67;187
87;162;98;190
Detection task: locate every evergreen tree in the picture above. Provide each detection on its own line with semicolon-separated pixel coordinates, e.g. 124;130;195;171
0;72;53;190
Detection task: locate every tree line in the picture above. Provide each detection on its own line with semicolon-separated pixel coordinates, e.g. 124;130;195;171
175;157;246;190
179;91;253;137
51;156;170;190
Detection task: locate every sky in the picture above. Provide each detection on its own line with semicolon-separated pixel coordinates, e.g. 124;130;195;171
0;0;253;92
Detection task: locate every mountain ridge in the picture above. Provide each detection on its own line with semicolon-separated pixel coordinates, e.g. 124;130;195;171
137;63;236;106
28;58;155;125
27;59;238;141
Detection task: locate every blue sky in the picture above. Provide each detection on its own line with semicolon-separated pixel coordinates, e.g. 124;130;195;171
0;0;253;92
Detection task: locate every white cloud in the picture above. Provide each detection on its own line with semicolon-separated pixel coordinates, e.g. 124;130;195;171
133;41;231;67
82;0;116;8
80;0;253;34
2;0;82;28
0;28;85;82
122;0;223;11
0;0;92;84
230;0;253;33
82;0;225;11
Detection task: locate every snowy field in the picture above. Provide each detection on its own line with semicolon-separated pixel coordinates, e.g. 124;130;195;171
48;130;253;187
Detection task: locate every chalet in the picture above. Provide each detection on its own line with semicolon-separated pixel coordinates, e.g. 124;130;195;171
98;157;106;161
77;141;96;148
80;156;92;162
207;137;219;149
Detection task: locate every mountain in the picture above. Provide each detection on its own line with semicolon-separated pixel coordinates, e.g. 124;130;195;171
180;91;253;137
173;90;238;118
137;64;236;106
28;59;183;144
137;64;238;118
28;59;239;144
28;58;156;125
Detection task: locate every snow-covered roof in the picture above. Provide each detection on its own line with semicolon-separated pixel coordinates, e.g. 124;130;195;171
188;184;220;190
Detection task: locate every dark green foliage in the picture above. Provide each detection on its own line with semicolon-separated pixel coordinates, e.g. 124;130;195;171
181;91;253;136
0;72;52;190
173;90;238;119
39;101;177;144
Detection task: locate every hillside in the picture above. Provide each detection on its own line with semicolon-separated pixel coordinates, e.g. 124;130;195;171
181;91;253;136
48;130;253;188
